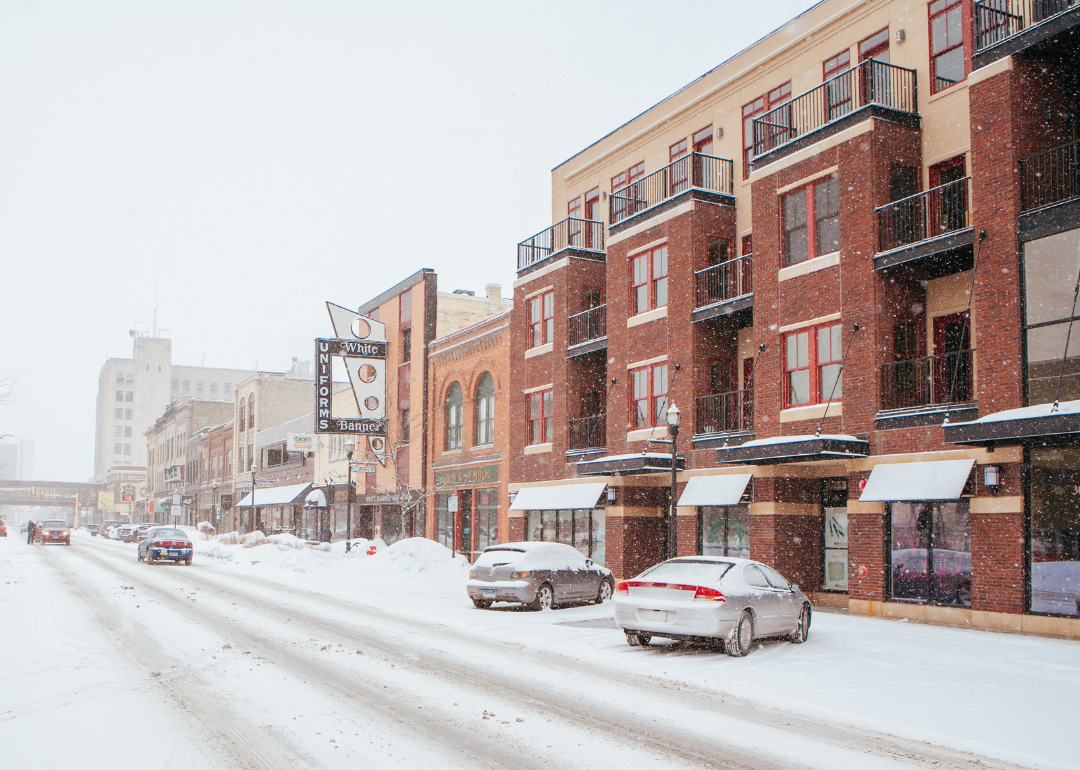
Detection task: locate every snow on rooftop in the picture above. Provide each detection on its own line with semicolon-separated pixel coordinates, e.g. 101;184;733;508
734;434;862;448
953;399;1080;425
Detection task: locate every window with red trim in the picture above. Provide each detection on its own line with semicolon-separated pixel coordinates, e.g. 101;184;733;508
784;323;844;406
567;197;581;218
528;291;554;348
631;245;668;315
610;162;645;193
693;126;713;155
823;49;852;120
527;389;553;445
742;82;791;177
782;174;840;266
631;363;669;428
741;234;753;256
930;0;965;93
669;139;689;191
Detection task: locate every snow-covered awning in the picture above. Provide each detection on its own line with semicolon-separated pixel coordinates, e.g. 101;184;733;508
236;482;313;508
859;459;975;502
304;489;327;508
944;400;1080;448
677;474;753;507
714;434;869;465
575;452;684;476
509;482;607;511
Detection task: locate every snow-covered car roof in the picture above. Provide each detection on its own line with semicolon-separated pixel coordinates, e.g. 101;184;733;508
483;541;577;553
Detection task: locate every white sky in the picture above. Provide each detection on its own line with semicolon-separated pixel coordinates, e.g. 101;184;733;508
0;1;819;481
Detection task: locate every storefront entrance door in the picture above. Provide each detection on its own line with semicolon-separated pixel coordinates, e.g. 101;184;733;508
459;490;473;556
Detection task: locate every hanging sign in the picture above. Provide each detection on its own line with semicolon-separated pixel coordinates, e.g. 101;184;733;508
315;302;388;442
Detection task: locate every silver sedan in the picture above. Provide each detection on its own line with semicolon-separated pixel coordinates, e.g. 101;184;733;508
467;541;614;610
613;557;811;656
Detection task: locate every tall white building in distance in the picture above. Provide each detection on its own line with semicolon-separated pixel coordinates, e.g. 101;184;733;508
0;438;34;481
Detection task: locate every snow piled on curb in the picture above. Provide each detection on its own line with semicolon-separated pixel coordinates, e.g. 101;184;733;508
194;535;471;590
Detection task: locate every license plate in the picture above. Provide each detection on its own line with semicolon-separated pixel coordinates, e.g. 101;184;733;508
483;589;496;598
638;609;672;623
169;550;179;557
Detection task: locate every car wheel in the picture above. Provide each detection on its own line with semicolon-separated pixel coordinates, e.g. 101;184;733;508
529;583;554;611
595;579;613;604
625;631;651;646
185;558;192;566
726;611;753;657
147;552;154;565
789;604;811;644
137;551;143;562
472;599;492;609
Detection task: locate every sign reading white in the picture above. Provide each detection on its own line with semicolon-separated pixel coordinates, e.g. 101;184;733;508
315;302;389;443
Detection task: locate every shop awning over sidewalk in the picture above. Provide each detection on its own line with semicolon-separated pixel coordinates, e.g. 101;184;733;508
859;459;975;502
575;453;684;476
236;482;313;508
944;400;1080;448
509;482;607;511
676;474;753;507
714;434;869;465
304;489;327;508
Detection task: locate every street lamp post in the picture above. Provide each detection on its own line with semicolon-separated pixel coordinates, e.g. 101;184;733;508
665;402;681;562
345;437;355;553
212;483;219;534
250;463;257;534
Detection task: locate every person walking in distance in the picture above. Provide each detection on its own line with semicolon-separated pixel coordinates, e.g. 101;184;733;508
27;520;36;545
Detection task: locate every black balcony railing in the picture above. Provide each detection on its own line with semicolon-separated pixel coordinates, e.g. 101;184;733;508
517;217;605;272
568;305;607;347
752;59;917;159
876;177;971;253
609;153;733;226
881;350;976;411
568;415;606;450
974;0;1078;51
695;255;753;308
695;389;754;435
1021;140;1080;211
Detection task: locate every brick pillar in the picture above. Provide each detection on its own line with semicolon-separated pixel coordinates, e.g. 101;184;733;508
848;502;888;602
676;506;697;556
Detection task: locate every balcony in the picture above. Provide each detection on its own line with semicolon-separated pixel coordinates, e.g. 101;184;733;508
973;0;1080;69
517;217;605;274
567;415;606;453
693;255;753;322
751;59;918;168
567;305;607;357
877;350;978;428
1022;140;1079;211
608;153;733;230
694;389;754;442
874;177;973;271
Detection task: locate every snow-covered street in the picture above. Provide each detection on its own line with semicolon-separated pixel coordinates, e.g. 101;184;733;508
1;531;1076;770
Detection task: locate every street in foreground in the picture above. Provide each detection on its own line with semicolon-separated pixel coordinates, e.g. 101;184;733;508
0;531;1075;769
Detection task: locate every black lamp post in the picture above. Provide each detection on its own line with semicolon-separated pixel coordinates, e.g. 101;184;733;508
665;402;681;561
250;462;257;534
345;437;355;552
212;483;219;534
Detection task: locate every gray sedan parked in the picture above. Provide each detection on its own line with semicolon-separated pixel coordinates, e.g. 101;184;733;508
467;542;614;610
613;557;811;656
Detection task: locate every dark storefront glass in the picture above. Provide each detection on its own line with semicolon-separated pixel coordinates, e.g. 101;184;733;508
889;500;971;606
525;508;606;564
699;505;750;558
1030;448;1080;618
1023;229;1080;403
475;487;499;552
435;492;453;549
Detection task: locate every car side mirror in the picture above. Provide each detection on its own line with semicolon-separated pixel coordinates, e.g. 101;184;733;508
790;584;799;592
585;558;593;567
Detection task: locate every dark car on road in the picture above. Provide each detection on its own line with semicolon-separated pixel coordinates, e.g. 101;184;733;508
138;527;194;565
467;541;613;610
37;519;72;546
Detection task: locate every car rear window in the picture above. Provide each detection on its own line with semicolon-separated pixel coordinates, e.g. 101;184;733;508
152;529;187;539
640;561;733;584
40;520;67;528
474;549;527;568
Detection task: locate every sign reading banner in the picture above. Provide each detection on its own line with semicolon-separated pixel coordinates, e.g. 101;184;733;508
434;465;499;487
315;302;389;443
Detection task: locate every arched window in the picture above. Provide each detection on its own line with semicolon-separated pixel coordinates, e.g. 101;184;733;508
238;404;246;432
445;382;463;450
475;372;495;446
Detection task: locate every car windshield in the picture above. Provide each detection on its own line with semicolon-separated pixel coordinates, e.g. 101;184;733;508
40;520;67;529
474;549;527;568
640;561;733;584
152;529;187;539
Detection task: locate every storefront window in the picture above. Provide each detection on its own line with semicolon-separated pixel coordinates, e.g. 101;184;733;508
699;505;750;558
822;478;848;592
1023;229;1080;404
1030;448;1080;618
889;501;971;606
435;492;453;549
524;507;606;564
475;487;499;552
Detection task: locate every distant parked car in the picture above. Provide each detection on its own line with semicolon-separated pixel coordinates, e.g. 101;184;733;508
138;527;193;565
115;524;140;543
36;519;72;547
134;524;154;542
613;557;811;657
84;524;100;536
100;521;122;539
467;541;613;610
0;518;6;537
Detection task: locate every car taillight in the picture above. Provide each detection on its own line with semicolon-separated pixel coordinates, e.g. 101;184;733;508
616;581;630;594
693;586;726;602
511;571;531;578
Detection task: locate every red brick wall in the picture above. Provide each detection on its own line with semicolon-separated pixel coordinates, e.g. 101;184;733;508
848;511;888;602
605;515;664;580
971;512;1025;614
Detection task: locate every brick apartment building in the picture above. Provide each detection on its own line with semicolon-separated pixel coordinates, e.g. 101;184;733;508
509;0;1080;637
426;309;512;560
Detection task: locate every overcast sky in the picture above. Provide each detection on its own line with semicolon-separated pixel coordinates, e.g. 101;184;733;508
0;1;818;481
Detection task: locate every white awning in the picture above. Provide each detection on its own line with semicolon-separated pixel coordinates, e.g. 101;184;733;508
236;482;313;508
677;474;752;507
859;459;975;502
510;482;607;511
304;489;327;508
